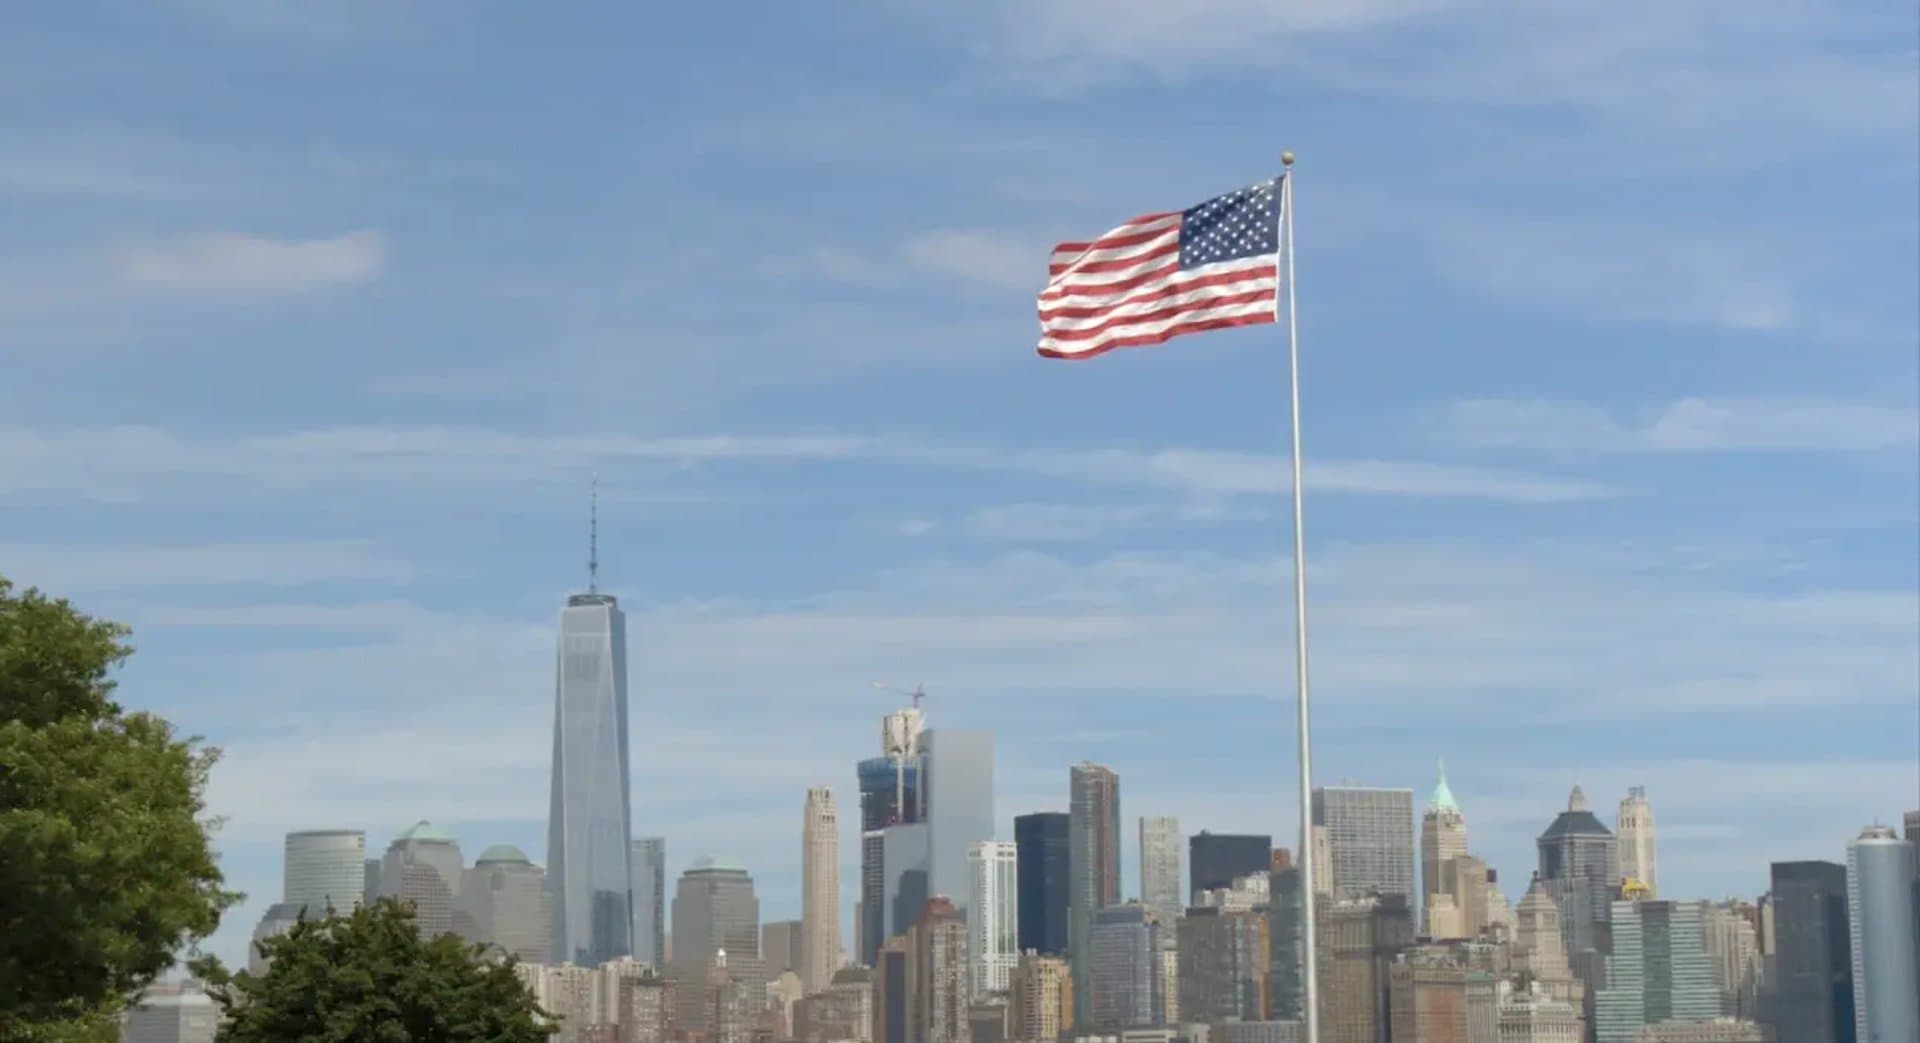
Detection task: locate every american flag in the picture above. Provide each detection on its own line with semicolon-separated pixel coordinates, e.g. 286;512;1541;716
1037;177;1283;359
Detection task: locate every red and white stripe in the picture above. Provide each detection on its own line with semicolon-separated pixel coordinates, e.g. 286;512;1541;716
1037;212;1277;360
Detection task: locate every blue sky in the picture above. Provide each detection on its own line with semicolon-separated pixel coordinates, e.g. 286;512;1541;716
3;1;1916;967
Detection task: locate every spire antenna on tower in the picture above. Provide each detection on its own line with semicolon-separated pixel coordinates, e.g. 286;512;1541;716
588;474;600;594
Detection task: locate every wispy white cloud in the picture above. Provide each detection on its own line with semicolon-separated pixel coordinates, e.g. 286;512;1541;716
0;423;1614;505
1435;397;1920;453
0;539;415;591
903;229;1042;292
115;229;387;295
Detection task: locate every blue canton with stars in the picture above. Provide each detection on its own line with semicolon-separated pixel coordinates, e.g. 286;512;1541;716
1177;177;1281;269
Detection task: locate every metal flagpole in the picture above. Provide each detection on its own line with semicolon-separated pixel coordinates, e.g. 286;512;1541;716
1279;151;1320;1043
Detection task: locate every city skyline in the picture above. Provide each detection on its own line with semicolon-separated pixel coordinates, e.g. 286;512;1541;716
3;0;1913;978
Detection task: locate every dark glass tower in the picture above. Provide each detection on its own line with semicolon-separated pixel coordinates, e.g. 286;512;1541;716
1069;763;1121;1022
547;589;633;966
1536;785;1617;1009
1016;812;1071;955
1763;861;1854;1043
859;755;922;964
1189;831;1273;901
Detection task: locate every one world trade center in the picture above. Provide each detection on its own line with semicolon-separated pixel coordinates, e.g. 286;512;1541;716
547;499;633;965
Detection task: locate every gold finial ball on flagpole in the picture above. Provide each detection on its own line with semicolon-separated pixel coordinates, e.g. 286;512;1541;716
1281;151;1295;166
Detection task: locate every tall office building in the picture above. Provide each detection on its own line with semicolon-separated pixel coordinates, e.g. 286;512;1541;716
1760;860;1853;1043
379;821;464;938
874;935;912;1043
1420;765;1467;930
1089;903;1164;1031
1512;874;1587;1028
1178;905;1270;1024
1846;826;1918;1043
884;822;933;941
1701;901;1762;1020
1537;786;1617;1008
547;533;634;966
1070;763;1122;1018
671;858;760;1033
910;897;972;1043
632;836;667;966
1316;895;1415;1043
1140;817;1183;931
1016;812;1071;957
1594;900;1721;1043
1190;832;1274;902
924;730;995;924
283;830;366;918
970;841;1020;996
1617;787;1658;898
458;844;552;964
766;920;805;976
1386;947;1496;1043
1313;787;1415;917
1268;864;1307;1021
804;786;843;994
1011;951;1074;1043
858;710;925;966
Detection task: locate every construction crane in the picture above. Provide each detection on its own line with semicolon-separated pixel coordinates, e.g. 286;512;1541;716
872;681;927;710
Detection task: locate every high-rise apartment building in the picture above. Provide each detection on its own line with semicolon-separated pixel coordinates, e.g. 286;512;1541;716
1537;786;1617;1011
1190;832;1274;903
1420;765;1467;932
1011;951;1074;1043
283;830;366;918
632;836;667;967
458;844;552;964
1315;894;1415;1043
924;730;995;924
1760;860;1853;1043
804;786;843;994
1015;812;1070;957
1594;900;1721;1043
1846;826;1918;1043
671;858;760;1033
1268;865;1307;1022
1140;817;1183;932
547;565;634;966
1178;905;1270;1024
1700;902;1762;1020
1088;903;1164;1031
379;820;465;938
1070;763;1121;1019
1313;787;1415;916
1617;787;1657;898
969;841;1019;997
911;896;972;1043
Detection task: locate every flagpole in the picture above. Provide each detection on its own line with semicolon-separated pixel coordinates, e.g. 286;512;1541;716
1279;151;1320;1043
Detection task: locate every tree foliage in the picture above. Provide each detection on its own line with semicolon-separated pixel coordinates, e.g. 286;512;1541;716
0;577;235;1041
200;900;554;1043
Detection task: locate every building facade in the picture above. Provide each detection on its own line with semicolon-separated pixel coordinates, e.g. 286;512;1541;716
804;786;844;994
1316;895;1416;1043
1594;900;1722;1043
1497;981;1582;1043
1385;949;1496;1043
913;897;973;1043
1268;865;1307;1022
1537;787;1618;1016
1016;812;1071;958
1421;765;1468;936
379;820;465;939
670;858;761;1033
925;730;996;925
1313;788;1416;916
1178;905;1270;1025
459;844;552;964
1088;903;1163;1031
1190;832;1275;903
1761;860;1853;1043
631;836;667;967
1617;788;1658;898
121;983;219;1043
1011;951;1074;1043
860;753;924;965
283;829;366;918
1140;817;1183;932
1846;826;1918;1043
1070;763;1122;1019
970;841;1020;997
547;587;634;966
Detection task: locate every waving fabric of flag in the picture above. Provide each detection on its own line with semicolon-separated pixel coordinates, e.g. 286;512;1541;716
1037;177;1282;360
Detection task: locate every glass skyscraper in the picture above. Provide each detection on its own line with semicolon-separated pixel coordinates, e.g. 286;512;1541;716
1847;827;1919;1043
924;729;995;924
1070;762;1121;1022
1761;860;1853;1043
1189;831;1272;901
1015;811;1070;956
632;836;666;966
283;829;366;917
547;589;633;966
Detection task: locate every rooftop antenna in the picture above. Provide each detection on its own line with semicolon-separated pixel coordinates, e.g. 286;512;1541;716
588;474;600;594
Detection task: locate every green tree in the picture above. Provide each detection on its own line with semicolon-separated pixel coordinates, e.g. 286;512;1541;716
199;900;554;1042
0;578;236;1042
